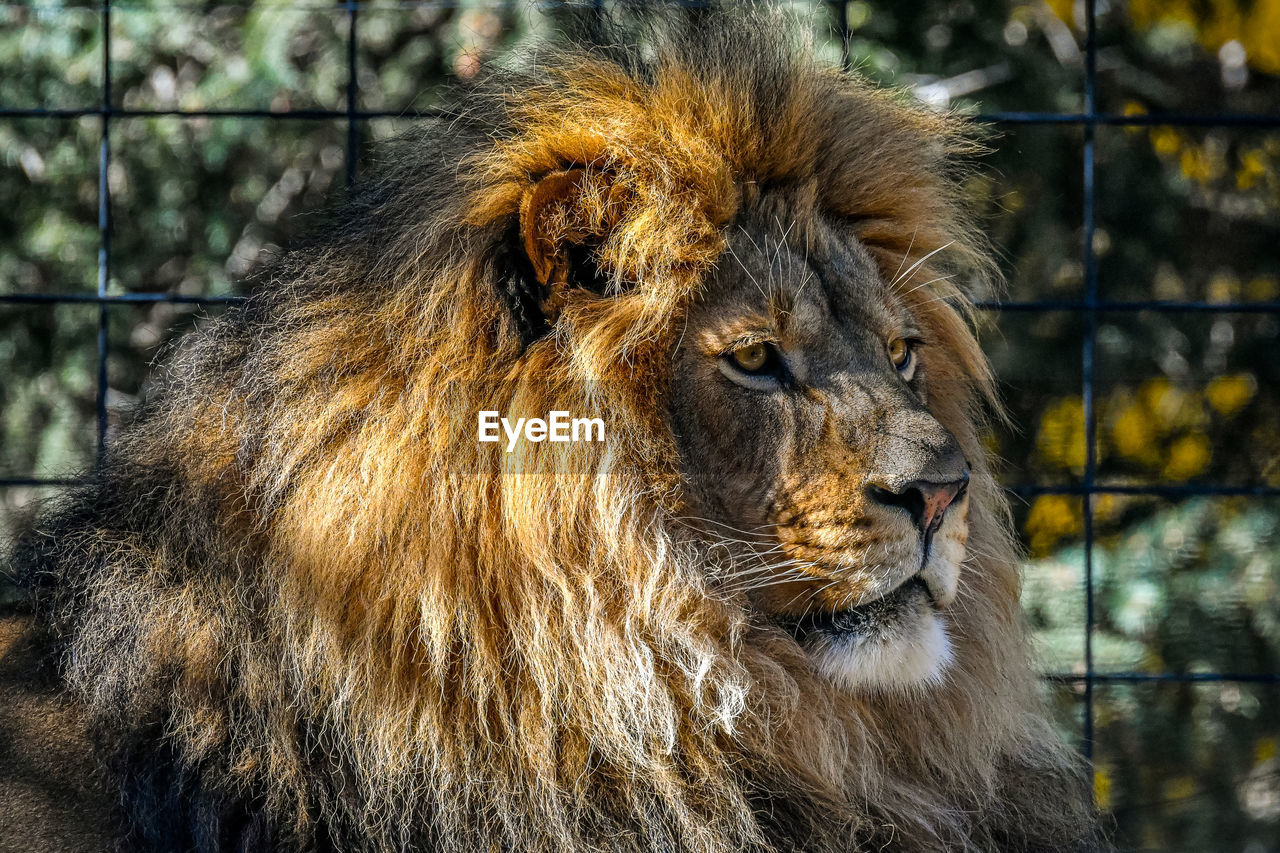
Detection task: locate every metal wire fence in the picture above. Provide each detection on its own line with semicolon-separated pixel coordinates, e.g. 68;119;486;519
3;0;1280;844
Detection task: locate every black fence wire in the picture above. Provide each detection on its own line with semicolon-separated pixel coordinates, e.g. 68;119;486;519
3;0;1280;782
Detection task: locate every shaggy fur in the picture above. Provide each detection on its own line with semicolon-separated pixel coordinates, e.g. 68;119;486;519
8;6;1104;852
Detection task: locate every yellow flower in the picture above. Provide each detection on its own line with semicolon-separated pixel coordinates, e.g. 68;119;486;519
1246;275;1279;301
1163;432;1212;481
1243;0;1280;75
1044;0;1075;27
1094;768;1112;810
1140;377;1197;431
1206;373;1256;417
1025;495;1081;557
1037;397;1086;474
1207;271;1240;303
1094;492;1118;523
1237;150;1268;191
1150;127;1181;158
1180;147;1212;184
1122;102;1147;135
1112;402;1156;465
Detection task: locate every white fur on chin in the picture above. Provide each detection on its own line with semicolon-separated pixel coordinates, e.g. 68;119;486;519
809;610;954;693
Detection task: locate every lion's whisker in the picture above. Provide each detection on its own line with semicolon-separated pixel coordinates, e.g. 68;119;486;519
890;227;919;286
705;538;787;554
670;515;782;539
717;559;823;594
720;558;817;582
890;240;955;289
726;234;770;301
899;272;957;298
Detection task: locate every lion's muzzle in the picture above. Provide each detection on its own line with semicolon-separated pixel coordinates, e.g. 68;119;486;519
866;467;968;549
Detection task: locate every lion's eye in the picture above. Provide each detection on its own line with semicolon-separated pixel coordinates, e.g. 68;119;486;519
888;338;917;381
721;341;788;388
731;343;769;373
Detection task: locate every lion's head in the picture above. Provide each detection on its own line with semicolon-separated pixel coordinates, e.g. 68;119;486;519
670;211;975;692
16;6;1103;852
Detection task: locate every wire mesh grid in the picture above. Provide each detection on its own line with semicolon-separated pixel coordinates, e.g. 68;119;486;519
3;0;1280;780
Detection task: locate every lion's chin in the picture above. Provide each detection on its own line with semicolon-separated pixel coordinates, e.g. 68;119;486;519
806;609;953;693
786;573;955;693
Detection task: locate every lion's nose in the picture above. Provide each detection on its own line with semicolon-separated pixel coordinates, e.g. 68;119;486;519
866;470;969;538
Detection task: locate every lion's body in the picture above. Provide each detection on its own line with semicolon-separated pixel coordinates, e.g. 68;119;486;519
5;8;1103;852
0;614;118;853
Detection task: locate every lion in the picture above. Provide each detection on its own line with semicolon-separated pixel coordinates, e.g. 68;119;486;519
1;6;1105;852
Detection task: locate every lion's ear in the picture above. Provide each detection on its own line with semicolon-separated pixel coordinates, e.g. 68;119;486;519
513;168;614;327
520;168;587;290
496;168;614;345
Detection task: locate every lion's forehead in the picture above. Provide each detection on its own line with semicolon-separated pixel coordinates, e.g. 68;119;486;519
697;221;905;345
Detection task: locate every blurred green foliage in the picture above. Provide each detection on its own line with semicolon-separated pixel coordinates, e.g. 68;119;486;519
3;1;1280;849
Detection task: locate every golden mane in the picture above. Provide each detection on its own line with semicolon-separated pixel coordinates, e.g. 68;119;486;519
12;7;1101;852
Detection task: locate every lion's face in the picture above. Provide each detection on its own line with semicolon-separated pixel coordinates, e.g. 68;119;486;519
669;214;971;693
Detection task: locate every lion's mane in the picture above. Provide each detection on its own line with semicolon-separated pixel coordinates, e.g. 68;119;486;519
15;7;1101;852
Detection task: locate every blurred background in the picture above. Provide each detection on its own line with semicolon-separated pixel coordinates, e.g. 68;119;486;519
1;0;1279;849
